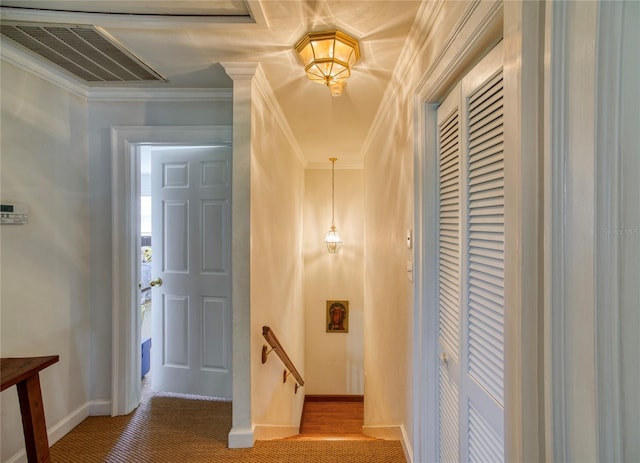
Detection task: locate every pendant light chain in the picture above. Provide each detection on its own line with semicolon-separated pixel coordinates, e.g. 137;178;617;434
324;157;342;253
331;157;336;227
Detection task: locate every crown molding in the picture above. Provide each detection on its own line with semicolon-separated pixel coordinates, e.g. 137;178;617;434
0;6;263;29
361;0;503;159
359;0;446;159
245;0;269;28
87;88;232;102
1;37;232;102
250;64;307;168
1;37;90;98
220;62;261;80
415;0;502;102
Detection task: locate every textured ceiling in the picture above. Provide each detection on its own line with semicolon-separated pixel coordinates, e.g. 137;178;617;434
0;1;423;166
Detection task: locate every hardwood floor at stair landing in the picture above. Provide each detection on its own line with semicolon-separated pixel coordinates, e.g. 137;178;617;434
288;395;377;440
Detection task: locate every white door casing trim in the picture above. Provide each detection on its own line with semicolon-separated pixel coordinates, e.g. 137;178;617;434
502;1;545;461
110;125;232;416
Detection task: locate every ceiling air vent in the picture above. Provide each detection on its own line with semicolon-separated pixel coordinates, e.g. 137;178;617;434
0;22;166;82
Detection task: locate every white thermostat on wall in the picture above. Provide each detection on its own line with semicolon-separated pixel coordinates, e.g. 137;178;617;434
1;201;29;224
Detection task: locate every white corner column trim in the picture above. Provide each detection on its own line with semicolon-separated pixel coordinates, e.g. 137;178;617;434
227;425;256;449
221;61;259;448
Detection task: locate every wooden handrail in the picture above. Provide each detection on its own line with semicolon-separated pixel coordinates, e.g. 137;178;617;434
261;326;304;393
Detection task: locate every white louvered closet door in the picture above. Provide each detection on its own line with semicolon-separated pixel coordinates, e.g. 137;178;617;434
436;41;504;462
437;80;462;463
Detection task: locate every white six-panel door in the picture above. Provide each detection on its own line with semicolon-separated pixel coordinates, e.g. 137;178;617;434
150;145;232;398
437;42;505;462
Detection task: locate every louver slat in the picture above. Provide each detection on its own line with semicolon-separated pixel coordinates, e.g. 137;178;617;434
43;27;132;81
469;402;504;463
72;27;159;80
438;111;460;362
0;25;102;81
466;71;505;407
439;363;460;463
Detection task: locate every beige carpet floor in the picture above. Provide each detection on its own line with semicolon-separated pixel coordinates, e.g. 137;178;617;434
50;394;406;462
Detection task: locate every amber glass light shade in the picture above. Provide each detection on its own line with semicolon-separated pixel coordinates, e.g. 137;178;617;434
295;30;360;96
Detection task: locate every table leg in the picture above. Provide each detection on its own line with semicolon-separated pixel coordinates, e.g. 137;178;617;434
16;374;51;463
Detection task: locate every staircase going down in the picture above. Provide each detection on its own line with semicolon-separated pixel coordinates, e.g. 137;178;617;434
287;395;377;440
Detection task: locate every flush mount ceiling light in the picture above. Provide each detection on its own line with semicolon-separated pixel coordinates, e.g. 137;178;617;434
324;157;342;253
295;30;360;97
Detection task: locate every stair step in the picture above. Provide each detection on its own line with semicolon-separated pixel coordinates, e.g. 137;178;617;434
295;396;368;439
285;433;378;441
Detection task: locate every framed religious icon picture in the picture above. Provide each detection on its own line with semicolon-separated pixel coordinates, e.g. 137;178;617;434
326;300;349;333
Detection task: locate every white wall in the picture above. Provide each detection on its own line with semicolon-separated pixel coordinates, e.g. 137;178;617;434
303;169;364;395
360;0;485;451
0;62;90;461
0;55;233;460
249;77;306;437
362;109;413;437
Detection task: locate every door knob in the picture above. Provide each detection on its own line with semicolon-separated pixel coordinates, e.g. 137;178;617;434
149;278;163;287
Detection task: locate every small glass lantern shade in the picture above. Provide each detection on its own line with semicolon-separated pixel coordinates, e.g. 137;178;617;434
325;226;343;253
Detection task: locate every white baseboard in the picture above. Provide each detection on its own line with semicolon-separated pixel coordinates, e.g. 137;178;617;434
363;424;413;463
253;424;299;440
48;402;90;446
6;401;91;463
5;449;26;463
89;399;111;416
228;425;255;448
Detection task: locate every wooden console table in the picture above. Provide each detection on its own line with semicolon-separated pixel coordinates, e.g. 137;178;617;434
1;356;59;463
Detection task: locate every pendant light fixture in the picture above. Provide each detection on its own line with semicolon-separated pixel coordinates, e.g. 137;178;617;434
324;157;342;253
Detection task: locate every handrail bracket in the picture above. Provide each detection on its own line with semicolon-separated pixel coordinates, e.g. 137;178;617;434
261;325;304;394
261;345;275;364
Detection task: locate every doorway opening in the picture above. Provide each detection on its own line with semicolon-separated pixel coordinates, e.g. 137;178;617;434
111;126;233;417
139;146;153;395
135;143;233;400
